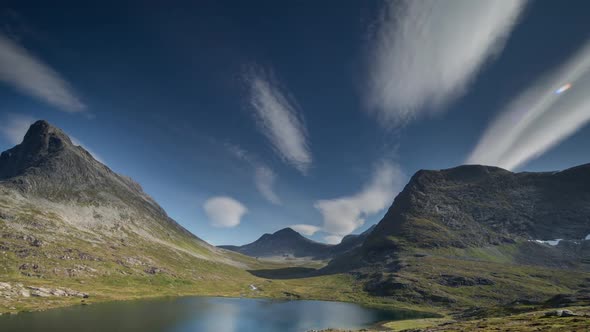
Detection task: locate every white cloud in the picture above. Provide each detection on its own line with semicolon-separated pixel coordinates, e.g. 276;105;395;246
290;224;321;236
255;166;281;205
203;196;248;228
324;235;343;245
366;0;526;126
467;41;590;170
314;162;405;238
226;142;281;205
0;113;35;144
245;66;311;173
0;33;85;113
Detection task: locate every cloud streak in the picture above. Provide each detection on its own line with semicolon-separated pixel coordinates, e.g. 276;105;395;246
255;166;281;205
203;196;248;228
226;143;281;205
0;33;85;113
467;41;590;170
366;0;526;126
314;162;405;243
289;224;321;236
245;66;311;173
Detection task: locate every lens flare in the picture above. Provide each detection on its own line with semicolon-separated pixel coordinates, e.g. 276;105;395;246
555;83;572;94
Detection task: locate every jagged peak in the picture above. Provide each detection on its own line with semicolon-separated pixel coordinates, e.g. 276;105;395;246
21;120;74;149
0;120;80;180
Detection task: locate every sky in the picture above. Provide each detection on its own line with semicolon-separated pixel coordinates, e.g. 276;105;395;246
0;1;589;246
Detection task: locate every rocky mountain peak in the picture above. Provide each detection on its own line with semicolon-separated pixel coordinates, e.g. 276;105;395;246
0;120;77;180
22;120;74;150
0;120;159;213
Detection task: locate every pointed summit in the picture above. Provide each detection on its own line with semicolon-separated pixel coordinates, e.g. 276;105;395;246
0;119;204;243
0;120;79;180
21;120;74;149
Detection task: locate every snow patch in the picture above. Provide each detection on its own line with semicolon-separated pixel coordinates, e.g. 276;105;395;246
585;234;590;240
534;239;562;246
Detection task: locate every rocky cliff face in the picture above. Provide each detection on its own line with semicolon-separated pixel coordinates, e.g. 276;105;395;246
365;164;590;250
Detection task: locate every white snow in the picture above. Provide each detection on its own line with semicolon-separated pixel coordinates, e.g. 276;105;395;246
534;239;562;246
585;234;590;240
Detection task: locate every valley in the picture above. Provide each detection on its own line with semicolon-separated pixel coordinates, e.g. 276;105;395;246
1;121;589;331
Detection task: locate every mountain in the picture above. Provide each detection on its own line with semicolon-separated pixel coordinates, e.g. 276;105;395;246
326;164;590;308
220;228;333;259
0;120;259;306
0;120;202;244
365;164;590;251
331;224;376;256
219;225;377;260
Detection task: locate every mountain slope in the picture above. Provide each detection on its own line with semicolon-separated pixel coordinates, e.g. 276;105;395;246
326;164;590;309
365;164;590;250
0;120;269;311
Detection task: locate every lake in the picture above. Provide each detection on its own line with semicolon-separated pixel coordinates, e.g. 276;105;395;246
0;296;424;331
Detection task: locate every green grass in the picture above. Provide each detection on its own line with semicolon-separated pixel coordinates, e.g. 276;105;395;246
2;199;589;330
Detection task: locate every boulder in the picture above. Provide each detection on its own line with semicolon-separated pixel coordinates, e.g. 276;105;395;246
544;309;576;317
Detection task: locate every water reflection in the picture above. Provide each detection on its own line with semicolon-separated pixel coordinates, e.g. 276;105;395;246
0;296;426;332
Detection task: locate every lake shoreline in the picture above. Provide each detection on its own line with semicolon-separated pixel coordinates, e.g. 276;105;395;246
0;295;434;332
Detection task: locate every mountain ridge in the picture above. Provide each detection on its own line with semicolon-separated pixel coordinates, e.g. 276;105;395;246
219;227;332;259
363;163;590;252
220;225;376;260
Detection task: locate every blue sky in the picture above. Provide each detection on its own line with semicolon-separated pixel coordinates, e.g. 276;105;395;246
0;1;589;245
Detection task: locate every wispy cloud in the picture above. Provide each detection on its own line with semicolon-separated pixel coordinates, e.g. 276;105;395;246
366;0;526;126
203;196;248;228
255;166;281;205
245;65;311;173
314;162;405;243
290;224;321;236
0;114;104;163
226;143;281;205
467;41;590;170
0;33;85;113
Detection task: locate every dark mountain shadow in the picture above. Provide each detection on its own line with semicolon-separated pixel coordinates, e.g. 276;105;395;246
247;267;319;279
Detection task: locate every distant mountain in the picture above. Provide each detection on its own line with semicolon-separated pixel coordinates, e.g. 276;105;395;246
0;120;250;292
220;228;332;259
219;226;376;259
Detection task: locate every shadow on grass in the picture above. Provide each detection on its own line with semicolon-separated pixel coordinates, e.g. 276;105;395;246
247;267;319;279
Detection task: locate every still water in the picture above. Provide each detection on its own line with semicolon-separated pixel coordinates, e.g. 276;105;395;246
0;296;423;332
